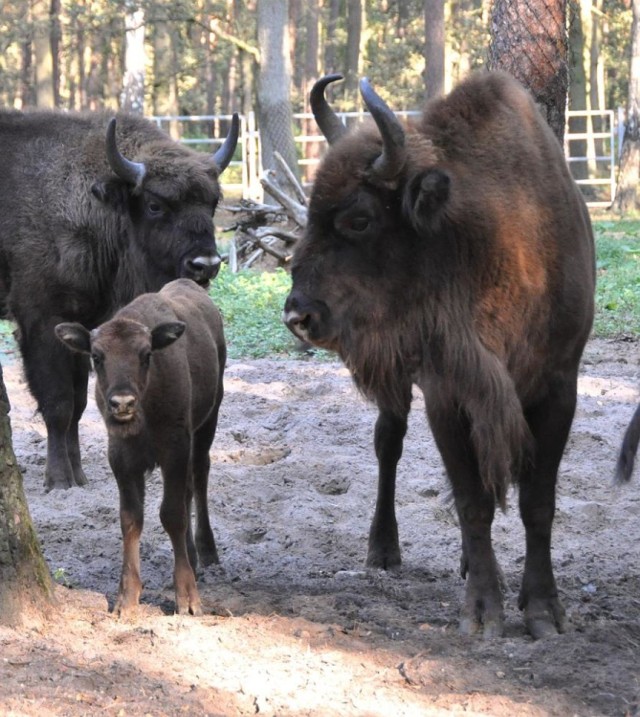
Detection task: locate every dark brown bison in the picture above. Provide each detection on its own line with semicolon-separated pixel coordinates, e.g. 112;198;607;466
0;108;237;491
55;278;225;616
283;72;595;639
616;406;640;483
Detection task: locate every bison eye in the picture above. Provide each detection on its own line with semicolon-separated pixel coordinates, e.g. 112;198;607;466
146;199;164;217
91;353;103;368
348;216;370;232
141;351;152;367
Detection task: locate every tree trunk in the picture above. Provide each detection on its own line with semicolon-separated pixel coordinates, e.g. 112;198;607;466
50;0;61;107
0;365;54;627
120;5;146;114
256;0;300;184
613;0;640;213
345;0;362;101
31;0;55;108
324;0;341;74
488;0;569;144
303;0;320;185
568;0;589;180
423;0;445;100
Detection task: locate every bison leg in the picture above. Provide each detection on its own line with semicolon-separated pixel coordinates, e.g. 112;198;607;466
192;409;220;567
159;439;202;616
367;392;411;570
20;320;89;490
518;376;577;639
426;398;504;639
112;469;145;617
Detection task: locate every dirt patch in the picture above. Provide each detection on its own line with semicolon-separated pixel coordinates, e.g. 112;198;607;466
1;337;640;716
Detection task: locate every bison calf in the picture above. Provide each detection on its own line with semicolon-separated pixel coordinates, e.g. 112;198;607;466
284;72;595;639
56;279;225;616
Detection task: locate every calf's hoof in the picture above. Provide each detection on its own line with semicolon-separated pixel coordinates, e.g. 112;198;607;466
459;605;505;639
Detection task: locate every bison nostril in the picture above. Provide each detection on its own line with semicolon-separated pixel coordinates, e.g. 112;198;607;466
185;255;221;282
109;395;136;412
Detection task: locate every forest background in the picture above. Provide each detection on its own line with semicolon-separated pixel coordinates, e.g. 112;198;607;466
0;0;634;190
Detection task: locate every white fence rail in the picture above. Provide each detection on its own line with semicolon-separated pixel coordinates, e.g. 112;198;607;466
151;109;617;208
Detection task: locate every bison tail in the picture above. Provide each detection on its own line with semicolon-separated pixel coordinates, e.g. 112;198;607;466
615;404;640;483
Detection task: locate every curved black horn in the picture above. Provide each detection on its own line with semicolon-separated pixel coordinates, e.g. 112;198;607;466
310;74;348;144
213;112;240;173
106;118;146;189
359;78;406;180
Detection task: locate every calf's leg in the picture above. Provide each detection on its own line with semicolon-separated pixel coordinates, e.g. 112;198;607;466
426;397;503;638
159;437;202;616
192;409;220;567
518;373;577;639
113;470;145;616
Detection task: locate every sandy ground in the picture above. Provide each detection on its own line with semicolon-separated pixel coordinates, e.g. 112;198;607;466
1;336;639;716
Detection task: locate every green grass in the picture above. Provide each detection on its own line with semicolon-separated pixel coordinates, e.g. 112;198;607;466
210;264;297;359
593;220;640;337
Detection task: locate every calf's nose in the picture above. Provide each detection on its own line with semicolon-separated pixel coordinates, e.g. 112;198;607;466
108;394;137;414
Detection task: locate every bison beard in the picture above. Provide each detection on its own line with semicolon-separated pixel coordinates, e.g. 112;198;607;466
284;72;595;639
0;108;238;491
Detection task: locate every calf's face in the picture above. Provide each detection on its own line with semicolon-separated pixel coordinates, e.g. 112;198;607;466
55;318;185;432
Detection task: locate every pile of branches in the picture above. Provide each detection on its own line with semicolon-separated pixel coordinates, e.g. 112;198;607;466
221;152;308;271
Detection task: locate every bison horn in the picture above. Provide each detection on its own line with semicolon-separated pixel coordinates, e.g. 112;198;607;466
310;74;348;145
213;112;240;173
359;78;406;181
106;118;146;190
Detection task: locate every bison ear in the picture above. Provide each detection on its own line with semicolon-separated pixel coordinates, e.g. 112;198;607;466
91;180;128;210
55;322;91;354
403;169;451;234
151;321;186;351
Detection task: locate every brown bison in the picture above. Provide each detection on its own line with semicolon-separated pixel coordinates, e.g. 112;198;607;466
616;406;640;483
283;72;595;639
55;279;225;616
0;109;237;491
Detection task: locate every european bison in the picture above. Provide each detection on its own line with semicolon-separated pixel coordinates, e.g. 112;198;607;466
283;72;595;639
55;279;225;616
616;405;640;483
0;108;237;491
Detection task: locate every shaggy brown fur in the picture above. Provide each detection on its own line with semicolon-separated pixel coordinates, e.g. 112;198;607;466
284;71;595;639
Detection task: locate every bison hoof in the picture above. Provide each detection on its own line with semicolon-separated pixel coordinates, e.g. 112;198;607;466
524;597;566;639
365;547;402;571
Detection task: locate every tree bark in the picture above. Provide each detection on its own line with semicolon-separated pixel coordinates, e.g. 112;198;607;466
345;0;362;100
568;0;589;180
423;0;445;100
256;0;300;184
120;5;146;115
613;0;640;213
488;0;569;144
0;365;54;627
31;0;55;108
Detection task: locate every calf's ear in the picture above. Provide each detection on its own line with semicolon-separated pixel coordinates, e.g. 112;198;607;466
402;168;450;234
54;323;91;354
151;321;186;351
